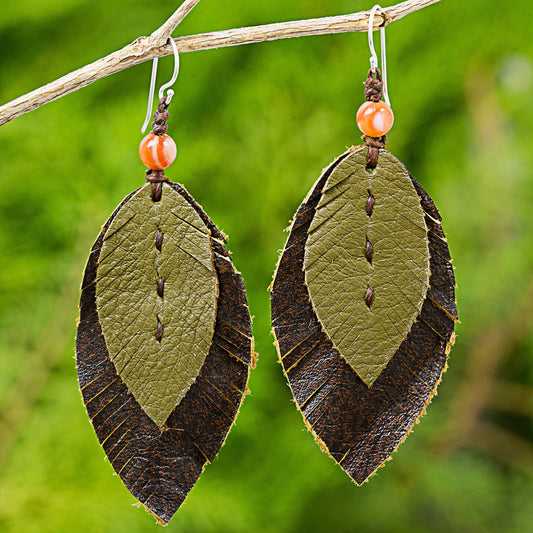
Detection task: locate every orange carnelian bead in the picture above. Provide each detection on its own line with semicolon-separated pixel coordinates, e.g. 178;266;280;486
356;101;394;137
139;132;177;170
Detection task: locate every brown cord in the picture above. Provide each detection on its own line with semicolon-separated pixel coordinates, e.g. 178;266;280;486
145;169;169;202
364;134;387;170
145;170;169;183
364;68;384;102
362;67;387;169
152;97;170;136
143;97;173;201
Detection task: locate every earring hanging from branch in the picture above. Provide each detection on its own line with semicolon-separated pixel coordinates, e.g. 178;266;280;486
0;0;441;127
271;3;458;484
76;38;254;525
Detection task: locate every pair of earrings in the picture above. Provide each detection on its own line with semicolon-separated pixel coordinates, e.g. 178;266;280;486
76;7;457;525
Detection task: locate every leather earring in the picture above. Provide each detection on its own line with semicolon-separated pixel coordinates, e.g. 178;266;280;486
271;5;458;484
76;40;253;524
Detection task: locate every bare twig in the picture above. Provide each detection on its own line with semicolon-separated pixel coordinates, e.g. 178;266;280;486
0;0;440;127
149;0;202;45
172;0;438;52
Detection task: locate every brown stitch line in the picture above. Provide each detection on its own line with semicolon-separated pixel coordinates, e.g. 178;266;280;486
365;238;373;264
156;318;164;342
366;193;375;216
154;224;164;340
145;170;170;184
363;68;386;169
155;229;163;251
337;291;405;364
157;277;165;298
364;286;375;308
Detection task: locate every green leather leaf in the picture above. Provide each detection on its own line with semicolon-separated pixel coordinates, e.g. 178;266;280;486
304;147;430;386
96;183;217;428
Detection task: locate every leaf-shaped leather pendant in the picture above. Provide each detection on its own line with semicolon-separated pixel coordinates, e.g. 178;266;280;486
77;181;253;524
271;145;457;484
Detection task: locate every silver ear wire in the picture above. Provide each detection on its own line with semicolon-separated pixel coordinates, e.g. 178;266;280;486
158;38;180;103
368;5;390;107
141;38;180;133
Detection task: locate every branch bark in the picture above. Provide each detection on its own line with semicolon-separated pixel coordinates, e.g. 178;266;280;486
149;0;202;46
0;0;440;127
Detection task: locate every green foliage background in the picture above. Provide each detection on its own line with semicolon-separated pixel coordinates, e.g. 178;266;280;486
0;1;532;531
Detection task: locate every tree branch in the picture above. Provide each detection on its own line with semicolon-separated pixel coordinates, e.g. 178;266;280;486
0;0;440;127
149;0;202;46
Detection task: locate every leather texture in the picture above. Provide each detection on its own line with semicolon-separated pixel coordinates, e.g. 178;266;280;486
96;182;217;428
271;146;457;484
77;181;253;523
304;147;429;386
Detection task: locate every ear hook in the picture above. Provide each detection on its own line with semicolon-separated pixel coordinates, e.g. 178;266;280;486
368;4;390;107
141;38;180;133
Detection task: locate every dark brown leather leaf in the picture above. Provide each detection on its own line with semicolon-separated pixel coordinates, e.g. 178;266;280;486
271;146;457;484
76;181;253;524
